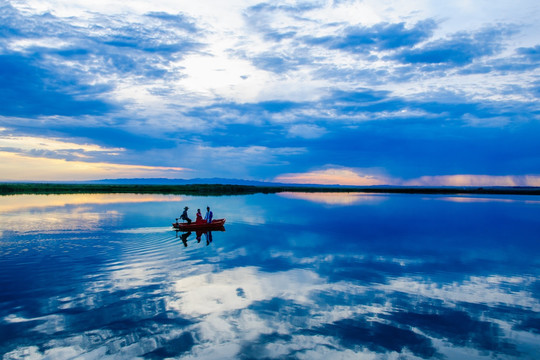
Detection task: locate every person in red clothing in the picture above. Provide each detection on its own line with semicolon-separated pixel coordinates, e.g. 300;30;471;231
195;209;204;224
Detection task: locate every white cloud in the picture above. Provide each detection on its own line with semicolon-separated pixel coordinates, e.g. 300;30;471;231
379;275;540;311
287;124;327;138
168;267;325;317
0;131;124;154
0;150;190;181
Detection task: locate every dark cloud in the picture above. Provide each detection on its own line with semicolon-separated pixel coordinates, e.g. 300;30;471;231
51;126;178;152
246;2;322;16
395;25;517;66
0;3;67;42
310;318;438;358
516;44;540;62
0;2;22;38
457;44;540;76
251;54;290;72
243;2;313;43
0;3;204;83
0;3;207;120
304;20;437;53
514;316;540;334
184;100;301;125
251;51;313;73
173;87;540;178
144;12;199;33
531;80;540;98
388;309;519;356
97;19;202;55
243;15;522;82
0;1;538;182
0;54;113;117
299;117;540;179
259;30;297;42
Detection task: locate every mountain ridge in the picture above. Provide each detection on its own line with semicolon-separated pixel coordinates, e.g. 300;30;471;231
85;177;341;187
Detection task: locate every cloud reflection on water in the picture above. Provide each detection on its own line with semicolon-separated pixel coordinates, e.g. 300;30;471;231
2;250;538;359
0;194;185;212
278;191;387;205
431;195;540;204
0;194;184;235
160;262;537;359
1;193;539;359
0;207;121;235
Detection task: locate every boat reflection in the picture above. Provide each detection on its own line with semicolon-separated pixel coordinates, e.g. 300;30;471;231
175;227;225;247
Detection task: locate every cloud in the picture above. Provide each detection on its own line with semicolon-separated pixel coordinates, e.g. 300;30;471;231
274;166;540;187
275;168;389;186
0;1;539;182
0;54;114;117
287;124;327;139
0;130;124;159
251;50;313;73
0;1;205;119
516;45;540;61
304;19;437;54
144;11;200;33
405;175;540;187
395;25;517;66
0;150;190;181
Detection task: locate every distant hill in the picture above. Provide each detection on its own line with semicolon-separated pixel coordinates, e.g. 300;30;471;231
86;177;334;187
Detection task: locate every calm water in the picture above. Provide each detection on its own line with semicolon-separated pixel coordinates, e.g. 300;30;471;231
0;192;539;359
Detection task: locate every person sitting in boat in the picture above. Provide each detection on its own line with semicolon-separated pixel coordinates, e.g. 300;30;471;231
180;206;191;224
195;209;204;224
204;206;213;223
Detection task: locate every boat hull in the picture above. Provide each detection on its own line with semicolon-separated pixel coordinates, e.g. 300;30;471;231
172;218;226;231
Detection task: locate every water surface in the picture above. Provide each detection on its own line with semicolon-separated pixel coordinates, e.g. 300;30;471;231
1;192;539;359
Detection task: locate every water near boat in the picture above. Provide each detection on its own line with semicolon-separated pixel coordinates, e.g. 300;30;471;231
0;192;539;359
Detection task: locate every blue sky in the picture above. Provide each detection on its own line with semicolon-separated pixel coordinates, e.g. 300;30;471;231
1;0;539;185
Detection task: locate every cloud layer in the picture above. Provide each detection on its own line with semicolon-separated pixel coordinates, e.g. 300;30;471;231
1;0;539;184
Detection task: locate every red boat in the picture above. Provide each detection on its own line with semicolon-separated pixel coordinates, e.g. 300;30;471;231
172;218;226;231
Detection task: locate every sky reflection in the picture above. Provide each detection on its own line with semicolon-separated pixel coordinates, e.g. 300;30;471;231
278;191;387;205
0;193;539;359
0;193;185;235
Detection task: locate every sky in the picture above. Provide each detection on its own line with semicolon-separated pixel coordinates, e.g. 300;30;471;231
0;0;539;186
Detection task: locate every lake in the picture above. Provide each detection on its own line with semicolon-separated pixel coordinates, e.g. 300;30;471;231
0;192;539;359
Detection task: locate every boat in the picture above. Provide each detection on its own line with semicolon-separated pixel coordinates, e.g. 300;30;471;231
172;218;226;231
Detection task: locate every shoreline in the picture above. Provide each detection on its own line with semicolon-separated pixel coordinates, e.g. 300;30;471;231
1;183;540;196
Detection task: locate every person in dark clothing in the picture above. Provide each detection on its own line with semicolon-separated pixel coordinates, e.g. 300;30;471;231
204;206;213;223
180;206;191;224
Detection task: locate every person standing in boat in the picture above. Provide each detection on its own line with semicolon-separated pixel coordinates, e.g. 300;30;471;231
180;206;191;224
195;209;204;224
204;206;213;223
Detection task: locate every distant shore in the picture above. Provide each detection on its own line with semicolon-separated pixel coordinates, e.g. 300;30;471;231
1;183;540;196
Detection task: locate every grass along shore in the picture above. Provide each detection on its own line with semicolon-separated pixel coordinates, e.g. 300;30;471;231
1;183;540;196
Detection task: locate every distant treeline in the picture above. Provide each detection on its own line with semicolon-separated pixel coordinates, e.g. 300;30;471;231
1;183;540;196
0;183;266;195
